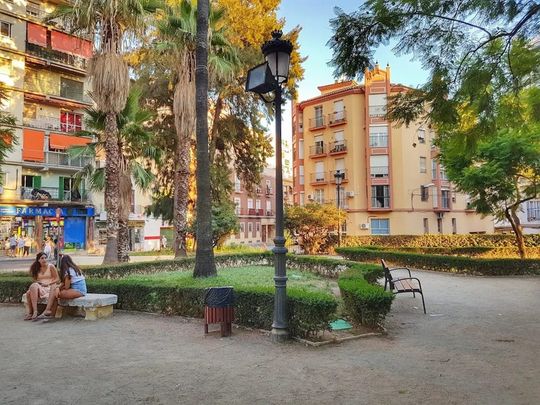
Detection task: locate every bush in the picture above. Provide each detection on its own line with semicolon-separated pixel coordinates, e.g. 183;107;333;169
338;266;394;326
336;246;540;276
342;234;540;248
0;252;393;334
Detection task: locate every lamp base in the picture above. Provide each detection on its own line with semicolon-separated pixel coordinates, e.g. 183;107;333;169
271;327;289;343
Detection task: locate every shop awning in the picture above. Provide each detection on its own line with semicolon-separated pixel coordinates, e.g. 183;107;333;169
51;31;92;58
27;23;47;47
22;129;45;162
50;133;91;150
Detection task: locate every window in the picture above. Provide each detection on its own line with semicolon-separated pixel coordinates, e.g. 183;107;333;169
441;189;451;209
234;176;241;192
23;103;37;120
314;106;323;127
0;21;12;38
298;139;304;159
332;100;345;122
256;222;260;233
368;94;387;117
60;77;84;101
526;200;540;221
370;155;388;178
299;192;305;206
239;223;245;236
265;179;272;194
266;200;272;215
417;128;426;143
432;160;437;179
420;186;429;201
248;222;253;234
314;189;324;204
452;218;457;234
371;218;390;235
440;165;448;180
419;157;426;173
60;111;83;133
247;198;253;209
432;189;439;208
334;158;345;177
0;172;7;187
0;57;11;79
437;218;443;234
335;187;345;209
423;218;429;234
332;130;345;152
369;125;388;147
299;165;304;185
371;185;390;208
234;198;241;215
315;161;325;182
314;135;324;155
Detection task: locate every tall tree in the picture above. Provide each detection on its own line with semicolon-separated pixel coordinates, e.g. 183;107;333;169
156;0;237;258
328;1;540;255
46;0;160;264
193;0;215;277
71;88;158;261
0;83;16;177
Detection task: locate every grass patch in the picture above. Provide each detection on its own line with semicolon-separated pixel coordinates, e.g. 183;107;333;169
125;265;337;295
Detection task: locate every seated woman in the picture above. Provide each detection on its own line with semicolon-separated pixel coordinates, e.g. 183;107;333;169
35;255;87;320
24;253;59;320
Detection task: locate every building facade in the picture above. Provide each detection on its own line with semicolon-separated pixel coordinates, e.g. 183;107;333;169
0;0;95;249
292;64;494;236
495;199;540;234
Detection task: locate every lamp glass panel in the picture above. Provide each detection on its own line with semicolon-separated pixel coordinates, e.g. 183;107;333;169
247;64;267;91
265;51;290;83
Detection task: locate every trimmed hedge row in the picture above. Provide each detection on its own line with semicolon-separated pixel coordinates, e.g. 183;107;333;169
0;252;393;335
336;246;540;276
342;234;540;248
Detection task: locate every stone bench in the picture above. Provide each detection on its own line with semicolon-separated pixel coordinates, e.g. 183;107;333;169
22;293;118;321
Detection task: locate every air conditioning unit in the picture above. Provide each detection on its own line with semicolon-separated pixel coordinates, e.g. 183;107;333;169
346;191;355;198
360;223;369;230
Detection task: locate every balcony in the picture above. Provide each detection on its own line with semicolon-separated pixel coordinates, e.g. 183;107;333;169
329;140;347;155
326;199;349;209
26;4;45;18
23;151;93;168
328;110;347;126
310;172;327;185
370;166;389;178
309;116;325;130
309;144;326;157
20;187;88;202
23;116;83;133
24;77;91;105
26;42;88;71
329;170;348;183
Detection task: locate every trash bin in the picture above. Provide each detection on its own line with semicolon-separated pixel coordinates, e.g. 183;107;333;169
204;286;234;337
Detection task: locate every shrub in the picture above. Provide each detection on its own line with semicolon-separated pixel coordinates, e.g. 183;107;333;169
338;266;394;326
336;246;540;276
0;252;393;334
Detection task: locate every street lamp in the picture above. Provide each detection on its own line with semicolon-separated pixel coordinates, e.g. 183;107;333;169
334;170;345;246
246;30;293;342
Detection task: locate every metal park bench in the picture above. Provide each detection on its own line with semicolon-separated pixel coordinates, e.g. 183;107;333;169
381;259;426;314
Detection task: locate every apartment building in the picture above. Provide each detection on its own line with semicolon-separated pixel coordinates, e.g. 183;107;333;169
495;199;540;234
0;0;96;249
291;64;494;236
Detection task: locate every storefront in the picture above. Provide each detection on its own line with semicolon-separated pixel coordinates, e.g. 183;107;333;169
0;206;94;250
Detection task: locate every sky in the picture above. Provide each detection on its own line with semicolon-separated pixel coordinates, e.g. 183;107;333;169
269;0;430;168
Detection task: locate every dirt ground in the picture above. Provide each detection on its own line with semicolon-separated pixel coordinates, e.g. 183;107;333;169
1;270;539;405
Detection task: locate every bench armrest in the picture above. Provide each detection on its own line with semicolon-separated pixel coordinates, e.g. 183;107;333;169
388;267;412;277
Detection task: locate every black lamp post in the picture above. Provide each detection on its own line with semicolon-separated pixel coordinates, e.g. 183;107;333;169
334;170;345;247
245;30;293;342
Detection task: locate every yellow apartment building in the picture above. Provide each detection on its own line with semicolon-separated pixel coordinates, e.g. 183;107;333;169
291;64;494;236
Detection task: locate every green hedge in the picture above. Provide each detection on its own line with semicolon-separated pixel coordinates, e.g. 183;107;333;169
336;246;540;276
342;234;540;248
0;252;393;334
338;267;394;326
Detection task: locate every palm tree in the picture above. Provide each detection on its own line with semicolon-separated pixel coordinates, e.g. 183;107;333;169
45;0;161;264
70;88;159;261
156;0;237;258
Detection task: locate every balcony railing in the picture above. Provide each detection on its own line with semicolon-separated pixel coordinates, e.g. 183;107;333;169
26;5;44;18
328;110;346;125
371;197;390;208
370;166;389;178
326;199;349;209
23;150;93;168
309;144;325;156
23;116;83;133
309;116;325;130
26;42;88;71
20;187;87;202
329;140;347;154
310;172;327;183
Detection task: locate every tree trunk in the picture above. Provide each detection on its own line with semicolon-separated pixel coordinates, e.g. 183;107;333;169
193;0;216;278
117;170;132;262
209;94;223;165
505;206;526;259
103;112;120;264
173;80;192;258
